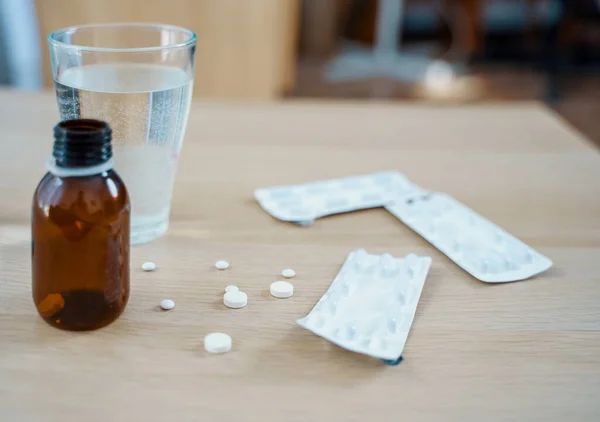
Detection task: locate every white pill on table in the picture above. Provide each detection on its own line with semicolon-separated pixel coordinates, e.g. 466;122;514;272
215;260;230;270
270;281;294;298
204;332;232;354
142;262;156;271
225;285;239;293
223;290;247;309
281;268;296;278
160;299;175;310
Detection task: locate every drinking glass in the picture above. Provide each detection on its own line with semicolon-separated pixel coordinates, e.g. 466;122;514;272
48;23;196;244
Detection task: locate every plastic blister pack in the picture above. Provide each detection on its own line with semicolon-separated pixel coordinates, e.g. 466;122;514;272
255;171;552;283
254;171;424;223
297;249;431;361
386;193;552;283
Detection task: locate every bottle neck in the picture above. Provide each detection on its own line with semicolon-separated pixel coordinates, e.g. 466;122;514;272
53;119;113;168
45;156;114;178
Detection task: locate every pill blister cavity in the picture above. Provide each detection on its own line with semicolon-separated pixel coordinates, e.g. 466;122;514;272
372;337;387;351
315;315;326;329
494;232;504;244
328;300;338;316
428;223;436;235
362;317;381;337
341;281;350;297
451;238;461;252
405;253;420;267
404;254;421;277
346;323;357;341
480;254;511;274
503;256;519;271
352;249;368;271
360;254;379;275
379;253;398;277
387;318;398;334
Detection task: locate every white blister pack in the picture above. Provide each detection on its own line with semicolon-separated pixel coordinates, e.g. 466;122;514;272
297;249;431;361
386;193;552;283
254;171;424;223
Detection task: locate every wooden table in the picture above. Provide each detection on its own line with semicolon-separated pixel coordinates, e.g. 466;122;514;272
1;90;599;421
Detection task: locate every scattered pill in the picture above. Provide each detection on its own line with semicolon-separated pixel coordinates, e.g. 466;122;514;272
215;260;230;270
160;299;175;310
142;262;156;271
270;281;294;298
225;285;239;293
223;290;248;309
204;332;232;354
281;268;296;278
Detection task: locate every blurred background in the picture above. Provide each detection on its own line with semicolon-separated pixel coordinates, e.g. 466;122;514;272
0;0;599;145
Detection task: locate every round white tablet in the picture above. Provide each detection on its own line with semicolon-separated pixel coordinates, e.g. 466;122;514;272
223;290;247;309
160;299;175;310
281;268;296;278
270;281;294;298
215;260;230;270
225;285;239;293
142;262;156;271
204;332;232;354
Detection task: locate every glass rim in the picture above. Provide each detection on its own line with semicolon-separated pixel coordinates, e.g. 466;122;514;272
48;22;196;53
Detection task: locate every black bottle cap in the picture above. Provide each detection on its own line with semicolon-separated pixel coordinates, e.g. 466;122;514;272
53;119;113;168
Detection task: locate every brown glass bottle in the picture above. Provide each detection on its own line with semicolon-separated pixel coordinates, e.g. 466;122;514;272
32;120;130;331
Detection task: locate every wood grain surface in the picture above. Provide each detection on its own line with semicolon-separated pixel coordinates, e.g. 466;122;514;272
1;90;599;421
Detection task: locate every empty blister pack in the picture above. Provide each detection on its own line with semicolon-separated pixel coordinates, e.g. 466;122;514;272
386;193;552;283
297;249;431;361
254;171;424;223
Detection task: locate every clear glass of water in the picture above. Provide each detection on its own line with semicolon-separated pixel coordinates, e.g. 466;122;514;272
48;23;196;244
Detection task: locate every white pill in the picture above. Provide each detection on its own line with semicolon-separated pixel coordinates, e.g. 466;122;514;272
281;268;296;278
215;260;230;270
225;285;239;293
223;290;247;309
204;332;232;354
142;262;156;271
270;281;294;298
160;299;175;310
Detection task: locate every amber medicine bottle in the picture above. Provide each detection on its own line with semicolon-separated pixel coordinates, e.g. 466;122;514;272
32;119;130;331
